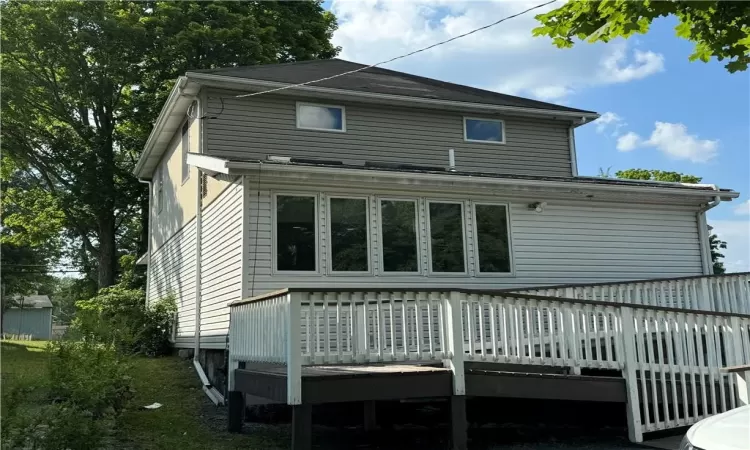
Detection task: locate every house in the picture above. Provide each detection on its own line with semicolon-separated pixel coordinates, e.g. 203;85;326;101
2;294;53;340
134;59;748;448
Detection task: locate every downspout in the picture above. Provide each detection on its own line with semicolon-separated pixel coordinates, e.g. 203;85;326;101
568;116;587;177
137;179;153;306
697;193;722;275
191;89;224;405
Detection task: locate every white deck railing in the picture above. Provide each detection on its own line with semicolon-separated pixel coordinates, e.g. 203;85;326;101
228;280;750;442
513;272;750;314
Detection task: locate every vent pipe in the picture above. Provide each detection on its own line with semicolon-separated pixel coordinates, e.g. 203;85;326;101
448;149;456;172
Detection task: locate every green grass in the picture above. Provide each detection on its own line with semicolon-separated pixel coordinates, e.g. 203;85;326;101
1;340;286;449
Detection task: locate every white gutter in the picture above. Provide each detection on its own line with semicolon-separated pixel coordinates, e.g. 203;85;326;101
697;195;723;275
189;92;224;406
214;159;739;200
134;77;188;177
185;72;601;122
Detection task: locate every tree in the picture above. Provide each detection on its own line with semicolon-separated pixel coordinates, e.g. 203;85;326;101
615;168;728;273
1;1;339;289
534;1;750;72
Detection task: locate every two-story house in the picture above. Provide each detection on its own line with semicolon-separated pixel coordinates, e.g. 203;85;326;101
133;58;740;402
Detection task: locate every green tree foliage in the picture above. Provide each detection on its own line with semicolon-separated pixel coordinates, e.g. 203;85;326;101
534;0;750;72
616;168;728;273
1;1;339;289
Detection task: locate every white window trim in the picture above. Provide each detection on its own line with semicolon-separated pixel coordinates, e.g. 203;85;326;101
426;199;468;276
471;201;515;277
271;192;320;274
296;101;347;132
181;120;190;185
377;197;421;276
463;116;505;145
326;195;372;275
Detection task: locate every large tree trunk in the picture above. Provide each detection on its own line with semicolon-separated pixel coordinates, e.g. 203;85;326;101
98;213;117;288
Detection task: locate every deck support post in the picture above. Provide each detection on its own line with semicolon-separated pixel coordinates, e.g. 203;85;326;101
292;403;312;450
227;391;245;433
363;400;377;431
451;395;468;450
287;292;303;405
620;307;643;443
444;291;466;395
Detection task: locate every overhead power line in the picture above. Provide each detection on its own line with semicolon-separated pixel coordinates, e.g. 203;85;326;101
231;0;558;100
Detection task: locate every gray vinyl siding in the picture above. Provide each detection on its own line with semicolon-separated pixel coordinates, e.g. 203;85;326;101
243;178;704;298
2;308;52;340
199;181;243;344
205;92;573;177
147;220;196;339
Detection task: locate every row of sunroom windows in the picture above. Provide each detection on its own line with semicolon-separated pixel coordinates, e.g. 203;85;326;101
274;194;513;275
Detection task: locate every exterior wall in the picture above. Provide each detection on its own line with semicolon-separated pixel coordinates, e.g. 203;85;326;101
243;178;704;297
147;220;197;341
2;308;52;340
205;91;574;177
151;117;199;252
199;180;244;346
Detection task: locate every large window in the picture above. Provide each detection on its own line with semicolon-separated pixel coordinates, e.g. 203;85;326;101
464;117;504;144
297;102;345;132
428;202;465;273
474;204;512;273
276;195;317;272
329;197;368;272
380;200;419;273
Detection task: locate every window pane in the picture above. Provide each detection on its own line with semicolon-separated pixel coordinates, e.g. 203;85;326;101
330;198;368;272
381;200;418;272
298;104;344;130
465;119;503;142
475;204;511;273
276;196;316;271
429;203;465;272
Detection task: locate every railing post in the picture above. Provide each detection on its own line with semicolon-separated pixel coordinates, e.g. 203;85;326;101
356;294;368;357
699;277;712;311
620;306;643;443
287;292;303;405
444;291;466;395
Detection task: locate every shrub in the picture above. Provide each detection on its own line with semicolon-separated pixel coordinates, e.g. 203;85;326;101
71;286;176;356
47;341;134;417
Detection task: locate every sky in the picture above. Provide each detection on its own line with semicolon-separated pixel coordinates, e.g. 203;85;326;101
324;0;750;273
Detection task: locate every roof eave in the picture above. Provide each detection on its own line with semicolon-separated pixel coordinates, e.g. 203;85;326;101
185;72;600;122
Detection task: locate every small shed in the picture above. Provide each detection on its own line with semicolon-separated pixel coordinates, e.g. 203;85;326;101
2;295;53;340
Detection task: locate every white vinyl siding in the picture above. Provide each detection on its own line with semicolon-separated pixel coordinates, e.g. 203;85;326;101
147;220;197;340
199;182;243;343
205;92;574;177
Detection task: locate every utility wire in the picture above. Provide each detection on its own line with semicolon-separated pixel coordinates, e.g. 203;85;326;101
230;0;558;100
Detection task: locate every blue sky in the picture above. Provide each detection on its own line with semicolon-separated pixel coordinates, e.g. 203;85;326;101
326;0;750;272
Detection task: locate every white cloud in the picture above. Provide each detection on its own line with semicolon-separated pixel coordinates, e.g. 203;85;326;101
595;111;625;135
616;132;642;152
598;48;665;83
710;219;750;273
330;0;665;103
734;200;750;216
612;122;718;162
644;122;719;163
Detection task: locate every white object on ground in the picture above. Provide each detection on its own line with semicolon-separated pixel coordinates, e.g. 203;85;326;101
143;403;162;410
681;405;750;450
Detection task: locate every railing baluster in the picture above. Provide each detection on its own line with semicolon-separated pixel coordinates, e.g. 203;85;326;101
414;292;423;359
654;312;670;428
489;297;498;362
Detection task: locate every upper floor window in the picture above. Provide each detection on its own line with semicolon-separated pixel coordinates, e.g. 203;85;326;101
275;194;317;272
464;117;504;144
297;102;345;132
155;169;164;214
181;121;190;184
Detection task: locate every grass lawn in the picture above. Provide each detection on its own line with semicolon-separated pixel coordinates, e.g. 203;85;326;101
1;340;286;450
